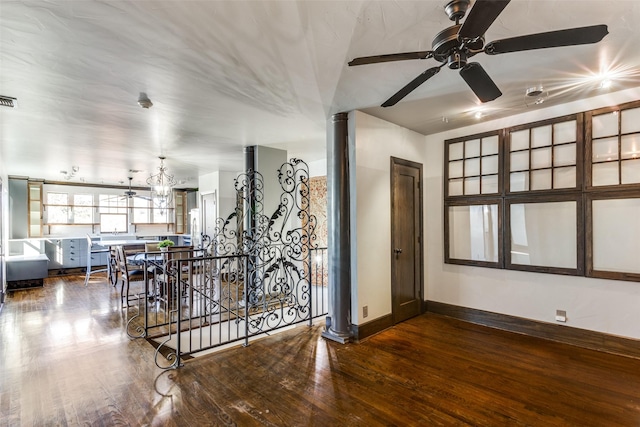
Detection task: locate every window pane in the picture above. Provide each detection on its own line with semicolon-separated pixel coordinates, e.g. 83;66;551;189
449;142;464;160
592;198;640;273
47;192;68;205
592;162;619;186
465;158;480;176
449;178;463;196
99;195;127;213
530;169;551;191
592;137;618;162
554;120;576;144
592;112;618;138
74;194;93;206
133;198;150;223
554;144;576;167
153;208;169;224
510;130;529;151
464;177;480;195
448;204;499;262
621;159;640;184
481;175;499;194
554;166;576;189
510;151;529;171
621;134;640;160
510;172;529;192
73;207;93;224
101;214;127;233
466;139;481;157
621;108;640;134
481;155;499;175
48;206;69;223
449;160;463;178
531;125;552;148
482;135;499;155
531;147;552;169
510;201;576;268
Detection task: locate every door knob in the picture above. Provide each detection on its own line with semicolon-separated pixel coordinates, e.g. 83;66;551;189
394;248;403;254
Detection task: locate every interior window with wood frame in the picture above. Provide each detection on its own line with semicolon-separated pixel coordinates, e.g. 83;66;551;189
444;131;503;268
445;131;502;197
444;103;640;282
506;114;583;193
585;100;640;282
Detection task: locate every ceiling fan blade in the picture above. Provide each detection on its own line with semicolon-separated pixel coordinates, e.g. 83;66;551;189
381;66;441;107
458;0;511;41
348;51;433;66
485;25;608;55
459;62;502;103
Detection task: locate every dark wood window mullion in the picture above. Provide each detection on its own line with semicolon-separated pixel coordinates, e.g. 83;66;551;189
551;125;556;189
462;140;467;195
618;111;622;185
479;137;484;194
528;128;533;191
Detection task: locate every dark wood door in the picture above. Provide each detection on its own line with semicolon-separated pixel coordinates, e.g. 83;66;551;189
391;157;423;324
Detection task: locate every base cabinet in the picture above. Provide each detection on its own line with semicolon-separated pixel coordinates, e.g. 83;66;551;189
45;238;92;269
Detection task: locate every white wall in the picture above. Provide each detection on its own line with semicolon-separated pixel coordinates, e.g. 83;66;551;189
425;87;640;339
351;110;428;325
198;170;241;225
308;159;327;177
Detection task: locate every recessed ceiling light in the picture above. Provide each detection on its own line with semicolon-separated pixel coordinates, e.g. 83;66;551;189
599;78;612;89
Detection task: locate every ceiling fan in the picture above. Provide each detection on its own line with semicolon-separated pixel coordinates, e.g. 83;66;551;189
348;0;609;107
116;176;152;202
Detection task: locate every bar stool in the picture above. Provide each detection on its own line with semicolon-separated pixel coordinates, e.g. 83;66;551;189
84;235;110;286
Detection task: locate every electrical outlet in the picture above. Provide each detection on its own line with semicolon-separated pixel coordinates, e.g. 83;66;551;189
555;309;567;323
363;306;368;318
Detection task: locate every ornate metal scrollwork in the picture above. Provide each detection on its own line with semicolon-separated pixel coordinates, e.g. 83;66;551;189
211;158;317;336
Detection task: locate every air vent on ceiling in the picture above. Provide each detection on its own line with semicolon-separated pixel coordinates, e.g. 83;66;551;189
0;96;17;108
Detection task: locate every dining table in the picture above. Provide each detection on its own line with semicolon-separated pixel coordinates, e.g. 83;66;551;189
100;239;159;285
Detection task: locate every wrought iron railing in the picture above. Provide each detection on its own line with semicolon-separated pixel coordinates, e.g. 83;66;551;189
126;158;328;369
126;247;328;369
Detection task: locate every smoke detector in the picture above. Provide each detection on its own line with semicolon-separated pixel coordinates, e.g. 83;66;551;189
526;85;544;97
525;85;548;106
137;92;153;109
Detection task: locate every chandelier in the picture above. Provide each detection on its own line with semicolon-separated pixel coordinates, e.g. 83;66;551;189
147;156;176;210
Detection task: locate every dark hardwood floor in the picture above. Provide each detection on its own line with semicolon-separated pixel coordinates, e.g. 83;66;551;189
2;275;640;426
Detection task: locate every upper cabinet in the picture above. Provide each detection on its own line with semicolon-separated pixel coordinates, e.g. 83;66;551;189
174;190;187;234
28;181;43;237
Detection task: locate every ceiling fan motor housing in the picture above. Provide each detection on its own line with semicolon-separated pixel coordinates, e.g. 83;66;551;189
432;24;484;69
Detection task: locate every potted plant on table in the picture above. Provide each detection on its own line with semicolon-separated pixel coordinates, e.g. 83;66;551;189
158;239;175;252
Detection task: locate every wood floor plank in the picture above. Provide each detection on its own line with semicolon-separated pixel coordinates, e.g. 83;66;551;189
2;275;640;425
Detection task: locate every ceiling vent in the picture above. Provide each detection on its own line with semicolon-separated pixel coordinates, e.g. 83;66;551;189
0;96;17;108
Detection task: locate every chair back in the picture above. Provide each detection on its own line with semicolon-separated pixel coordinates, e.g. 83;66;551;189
167;246;194;273
115;245;127;273
145;242;160;252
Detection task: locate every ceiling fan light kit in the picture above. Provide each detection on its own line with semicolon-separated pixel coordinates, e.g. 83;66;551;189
349;0;608;107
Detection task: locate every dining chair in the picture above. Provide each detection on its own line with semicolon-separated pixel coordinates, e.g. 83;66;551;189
115;245;146;307
84;235;110;286
166;246;195;304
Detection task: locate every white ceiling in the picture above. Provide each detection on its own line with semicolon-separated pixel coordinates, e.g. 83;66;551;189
2;0;640;188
